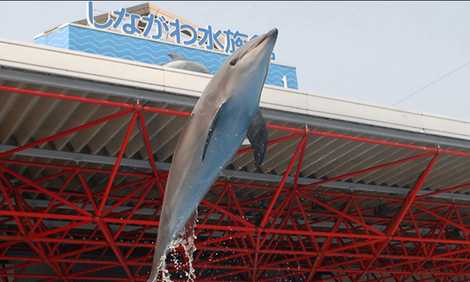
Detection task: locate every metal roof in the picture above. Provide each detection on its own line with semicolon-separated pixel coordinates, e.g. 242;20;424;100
1;40;470;201
1;40;470;281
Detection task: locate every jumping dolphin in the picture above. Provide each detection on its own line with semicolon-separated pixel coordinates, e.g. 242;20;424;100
163;53;210;74
148;28;278;281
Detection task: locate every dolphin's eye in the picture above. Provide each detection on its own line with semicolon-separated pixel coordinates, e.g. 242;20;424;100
229;57;238;66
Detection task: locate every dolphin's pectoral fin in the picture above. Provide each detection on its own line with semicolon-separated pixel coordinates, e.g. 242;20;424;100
247;110;268;166
202;101;229;161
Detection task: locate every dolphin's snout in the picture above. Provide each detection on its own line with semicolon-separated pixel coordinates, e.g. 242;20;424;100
268;28;278;39
254;28;278;50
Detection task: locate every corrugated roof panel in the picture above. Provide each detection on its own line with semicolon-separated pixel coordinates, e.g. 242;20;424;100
0;65;470;203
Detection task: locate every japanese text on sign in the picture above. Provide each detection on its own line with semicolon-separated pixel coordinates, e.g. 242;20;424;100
86;1;276;60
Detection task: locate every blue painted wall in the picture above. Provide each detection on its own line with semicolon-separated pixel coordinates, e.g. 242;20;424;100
35;25;298;89
35;26;69;49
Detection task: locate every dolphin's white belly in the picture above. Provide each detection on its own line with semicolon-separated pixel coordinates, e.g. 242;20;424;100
167;94;258;234
149;27;278;282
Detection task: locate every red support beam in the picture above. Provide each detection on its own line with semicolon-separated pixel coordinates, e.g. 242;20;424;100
2;85;470;280
97;221;135;281
356;152;440;281
0;85;190;117
97;112;138;216
302;151;433;190
388;153;440;235
0;110;132;159
137;111;165;195
307;200;352;281
0;175;69;281
418;182;470;198
2;209;470;246
0;167;90;216
259;135;308;228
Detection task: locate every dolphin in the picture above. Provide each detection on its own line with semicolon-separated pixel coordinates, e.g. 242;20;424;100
148;28;278;281
163;52;210;74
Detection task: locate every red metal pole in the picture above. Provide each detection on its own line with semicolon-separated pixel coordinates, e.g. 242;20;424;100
259;135;307;228
0;175;69;281
356;152;440;281
29;171;78;233
3;209;470;247
0;109;132;159
300;193;384;236
0;167;90;216
0;85;190;117
137;111;165;195
307;201;352;281
4;84;470;280
97;220;135;281
302;152;433;190
387;153;440;235
418;182;470;198
97;112;138;216
78;175;98;211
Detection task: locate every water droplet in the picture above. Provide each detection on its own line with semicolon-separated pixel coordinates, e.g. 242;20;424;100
149;210;198;282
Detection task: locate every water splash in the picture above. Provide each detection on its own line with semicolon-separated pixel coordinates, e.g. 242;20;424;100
153;211;198;282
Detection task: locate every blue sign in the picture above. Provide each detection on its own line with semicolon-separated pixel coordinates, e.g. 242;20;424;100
35;2;298;89
86;1;276;61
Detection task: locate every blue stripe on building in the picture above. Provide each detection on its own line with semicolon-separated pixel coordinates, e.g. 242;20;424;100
35;25;298;89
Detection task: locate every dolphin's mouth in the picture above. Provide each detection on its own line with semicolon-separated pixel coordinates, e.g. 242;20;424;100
254;28;278;49
229;28;278;66
254;37;266;49
266;28;279;39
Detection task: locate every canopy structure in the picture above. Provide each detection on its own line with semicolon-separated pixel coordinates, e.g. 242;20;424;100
0;40;470;281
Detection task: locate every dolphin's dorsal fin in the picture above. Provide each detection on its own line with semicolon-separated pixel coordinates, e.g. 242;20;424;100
247;110;268;166
168;52;185;61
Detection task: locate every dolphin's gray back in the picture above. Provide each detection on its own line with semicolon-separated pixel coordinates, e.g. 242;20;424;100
162;69;234;206
149;28;277;281
163;60;210;74
149;65;245;281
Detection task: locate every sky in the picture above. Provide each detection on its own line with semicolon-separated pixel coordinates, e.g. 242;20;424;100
1;1;470;121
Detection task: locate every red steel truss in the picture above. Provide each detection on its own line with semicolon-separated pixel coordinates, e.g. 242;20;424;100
0;85;469;281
